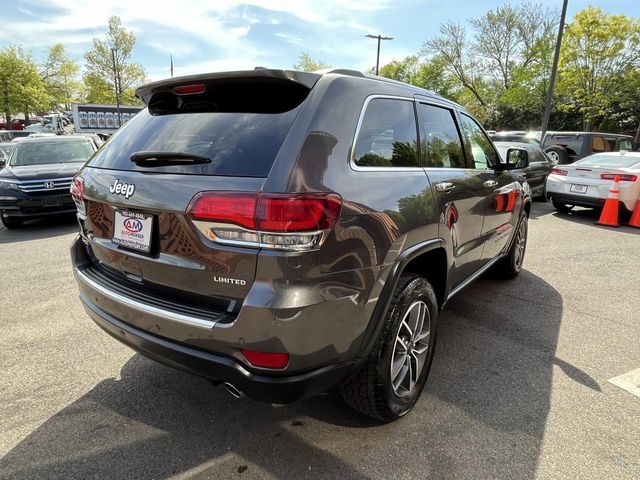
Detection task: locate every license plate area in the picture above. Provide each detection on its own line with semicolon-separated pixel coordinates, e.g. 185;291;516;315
44;196;62;207
112;210;154;253
570;184;588;194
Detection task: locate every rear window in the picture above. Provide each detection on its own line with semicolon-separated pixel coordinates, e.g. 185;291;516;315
575;155;640;169
10;140;94;166
87;107;300;177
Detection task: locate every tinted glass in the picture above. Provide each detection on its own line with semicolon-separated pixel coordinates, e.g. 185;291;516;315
619;139;633;150
87;107;300;177
354;98;418;168
418;104;465;168
459;114;498;169
10;140;94;166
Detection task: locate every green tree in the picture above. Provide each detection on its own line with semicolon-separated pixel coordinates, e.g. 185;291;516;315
40;44;81;110
83;16;147;105
293;52;331;72
558;6;640;130
379;55;464;102
0;47;49;124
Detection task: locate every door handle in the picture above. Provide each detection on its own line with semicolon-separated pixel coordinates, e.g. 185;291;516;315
483;180;499;188
435;182;455;193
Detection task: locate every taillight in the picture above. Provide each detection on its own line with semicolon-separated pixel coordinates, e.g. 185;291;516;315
70;176;85;215
600;173;637;182
256;194;342;232
187;192;342;251
189;192;257;229
70;176;84;200
172;84;206;95
551;168;568;176
241;349;289;369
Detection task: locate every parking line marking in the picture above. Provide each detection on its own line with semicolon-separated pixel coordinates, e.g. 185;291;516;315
609;368;640;398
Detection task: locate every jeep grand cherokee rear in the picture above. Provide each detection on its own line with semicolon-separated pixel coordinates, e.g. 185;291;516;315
71;69;530;421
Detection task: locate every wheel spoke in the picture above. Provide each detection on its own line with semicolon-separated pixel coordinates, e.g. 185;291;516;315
413;303;425;341
413;340;429;355
392;356;409;390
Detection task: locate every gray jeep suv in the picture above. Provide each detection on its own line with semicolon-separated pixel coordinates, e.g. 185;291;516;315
70;69;531;421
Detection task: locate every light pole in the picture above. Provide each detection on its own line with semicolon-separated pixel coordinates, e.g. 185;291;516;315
111;47;122;127
366;34;393;75
541;0;569;143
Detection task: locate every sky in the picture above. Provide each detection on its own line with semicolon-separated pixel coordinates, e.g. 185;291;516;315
1;0;639;81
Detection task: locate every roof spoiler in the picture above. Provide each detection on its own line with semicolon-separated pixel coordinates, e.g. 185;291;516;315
136;69;321;103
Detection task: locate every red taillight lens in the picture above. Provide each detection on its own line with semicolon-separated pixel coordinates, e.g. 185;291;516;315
172;84;206;95
551;168;568;176
187;192;342;232
257;194;342;232
241;349;289;369
188;192;258;229
601;173;637;182
70;176;84;200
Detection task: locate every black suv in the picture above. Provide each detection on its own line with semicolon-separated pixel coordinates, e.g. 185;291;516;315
70;69;531;421
0;135;97;228
543;131;635;164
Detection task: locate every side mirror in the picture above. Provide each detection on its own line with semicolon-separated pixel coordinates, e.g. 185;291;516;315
497;148;528;171
0;158;5;168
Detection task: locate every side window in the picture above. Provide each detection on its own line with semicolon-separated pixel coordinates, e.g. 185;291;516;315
591;136;609;153
619;138;633;151
418;103;465;168
354;98;419;168
459;114;499;169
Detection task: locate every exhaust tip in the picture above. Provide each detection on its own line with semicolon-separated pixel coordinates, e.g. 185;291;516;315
224;382;244;399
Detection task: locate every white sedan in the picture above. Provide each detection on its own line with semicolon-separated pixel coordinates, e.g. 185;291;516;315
546;151;640;213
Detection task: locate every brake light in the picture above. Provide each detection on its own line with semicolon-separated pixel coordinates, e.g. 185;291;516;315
600;173;637;182
189;192;257;229
241;349;289;369
187;192;342;251
70;176;85;215
256;194;342;232
551;168;568;176
70;176;84;200
172;84;206;95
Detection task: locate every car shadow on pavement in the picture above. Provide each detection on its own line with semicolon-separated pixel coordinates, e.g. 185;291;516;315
0;270;590;479
0;214;77;244
551;207;640;235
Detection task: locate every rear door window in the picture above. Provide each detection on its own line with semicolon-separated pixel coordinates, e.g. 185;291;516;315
459;114;498;169
417;103;465;168
87;107;301;177
353;98;419;168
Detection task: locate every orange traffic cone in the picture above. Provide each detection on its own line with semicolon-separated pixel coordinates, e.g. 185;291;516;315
596;175;620;227
628;197;640;229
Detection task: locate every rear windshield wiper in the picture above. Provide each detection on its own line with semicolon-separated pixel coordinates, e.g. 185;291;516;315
130;151;211;166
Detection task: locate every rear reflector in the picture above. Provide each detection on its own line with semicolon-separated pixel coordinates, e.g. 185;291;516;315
601;173;637;182
172;84;206;95
241;349;289;369
551;168;568;176
188;192;342;232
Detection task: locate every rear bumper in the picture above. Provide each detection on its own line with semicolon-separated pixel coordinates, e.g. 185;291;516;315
81;294;357;403
548;193;605;209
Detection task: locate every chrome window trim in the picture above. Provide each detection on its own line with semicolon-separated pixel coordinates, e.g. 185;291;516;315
349;94;424;172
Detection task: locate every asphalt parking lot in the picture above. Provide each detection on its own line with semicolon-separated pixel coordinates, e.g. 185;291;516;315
0;202;638;480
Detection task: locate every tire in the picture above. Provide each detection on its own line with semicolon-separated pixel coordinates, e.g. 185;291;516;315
534;182;548;202
1;216;23;229
552;200;573;213
340;273;438;422
494;213;528;279
545;145;570;165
